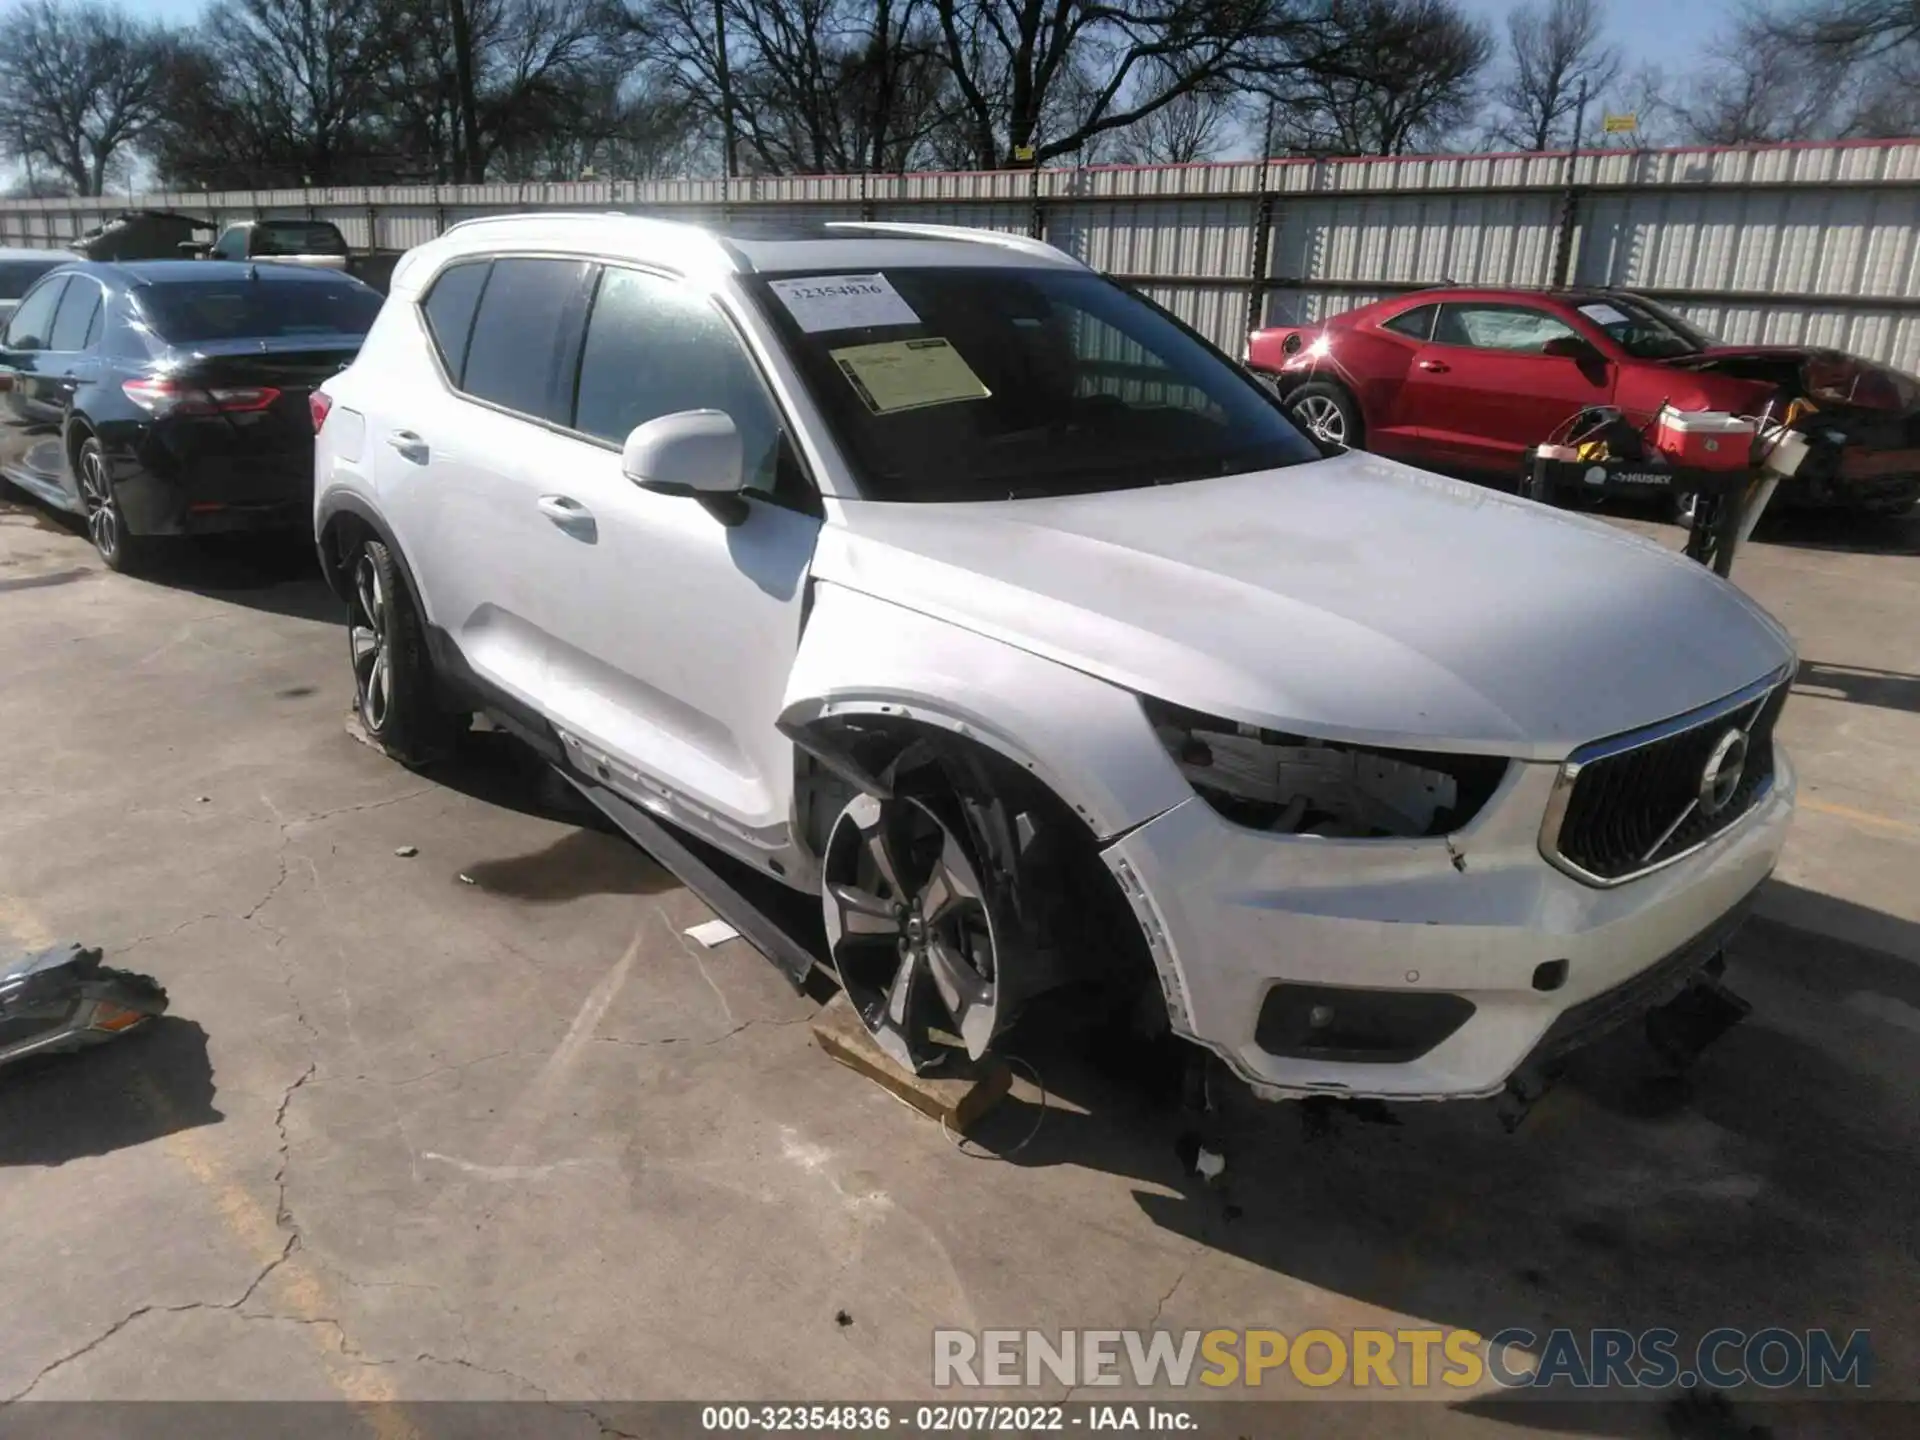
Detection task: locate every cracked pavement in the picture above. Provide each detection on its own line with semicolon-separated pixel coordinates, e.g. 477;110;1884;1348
3;500;1920;1424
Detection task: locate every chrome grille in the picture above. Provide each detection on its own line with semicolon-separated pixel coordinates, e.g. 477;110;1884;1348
1542;671;1791;887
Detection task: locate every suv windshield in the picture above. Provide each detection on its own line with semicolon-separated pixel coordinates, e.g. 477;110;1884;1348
1576;295;1715;359
0;259;65;300
135;276;381;342
747;266;1320;501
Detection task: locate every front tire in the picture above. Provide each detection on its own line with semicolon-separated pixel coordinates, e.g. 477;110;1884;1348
346;538;462;765
76;436;145;574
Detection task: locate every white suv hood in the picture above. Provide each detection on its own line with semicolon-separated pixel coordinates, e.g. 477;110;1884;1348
811;452;1795;760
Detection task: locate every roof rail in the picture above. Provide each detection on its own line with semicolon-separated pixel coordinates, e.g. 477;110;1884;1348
441;210;642;236
434;210;741;269
823;220;1082;267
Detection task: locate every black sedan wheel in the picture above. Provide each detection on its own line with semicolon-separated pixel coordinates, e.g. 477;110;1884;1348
76;437;144;573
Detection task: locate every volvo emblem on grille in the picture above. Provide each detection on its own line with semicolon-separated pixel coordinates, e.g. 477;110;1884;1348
1699;728;1750;817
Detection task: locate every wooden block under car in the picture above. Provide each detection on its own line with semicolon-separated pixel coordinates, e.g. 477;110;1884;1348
811;991;1011;1132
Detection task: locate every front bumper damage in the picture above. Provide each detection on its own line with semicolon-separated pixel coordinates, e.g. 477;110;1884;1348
1099;747;1794;1105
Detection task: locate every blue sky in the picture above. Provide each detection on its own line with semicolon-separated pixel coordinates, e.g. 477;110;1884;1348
142;0;1733;71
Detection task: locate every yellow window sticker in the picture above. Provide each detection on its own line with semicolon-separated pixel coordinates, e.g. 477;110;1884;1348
829;338;991;415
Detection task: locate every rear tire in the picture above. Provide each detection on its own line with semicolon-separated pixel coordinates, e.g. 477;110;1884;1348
75;436;147;574
1286;381;1363;451
346;538;463;765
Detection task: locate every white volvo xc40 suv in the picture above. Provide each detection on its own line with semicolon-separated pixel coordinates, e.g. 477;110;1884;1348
313;214;1796;1103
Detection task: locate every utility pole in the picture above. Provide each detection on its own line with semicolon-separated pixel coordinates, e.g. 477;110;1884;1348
1547;78;1591;288
1568;77;1591;152
714;0;739;179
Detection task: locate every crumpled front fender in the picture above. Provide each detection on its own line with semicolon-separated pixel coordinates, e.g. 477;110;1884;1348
779;582;1190;841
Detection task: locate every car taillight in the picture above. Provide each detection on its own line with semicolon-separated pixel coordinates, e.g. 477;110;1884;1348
310;390;334;433
122;378;283;416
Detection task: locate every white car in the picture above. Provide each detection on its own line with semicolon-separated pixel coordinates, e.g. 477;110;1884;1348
312;215;1796;1104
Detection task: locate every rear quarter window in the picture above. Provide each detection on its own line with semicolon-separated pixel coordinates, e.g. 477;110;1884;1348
1380;304;1437;341
421;260;490;384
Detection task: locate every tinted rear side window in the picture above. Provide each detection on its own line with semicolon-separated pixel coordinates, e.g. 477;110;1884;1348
0;259;64;301
422;261;489;384
48;279;101;351
460;258;592;422
136;277;382;342
1381;304;1436;341
255;222;348;257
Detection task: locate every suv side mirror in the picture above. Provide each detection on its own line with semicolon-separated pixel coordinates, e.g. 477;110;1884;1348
622;410;745;497
177;241;211;258
1542;334;1600;361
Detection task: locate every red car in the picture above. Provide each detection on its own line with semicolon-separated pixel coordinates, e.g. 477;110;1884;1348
1247;287;1920;515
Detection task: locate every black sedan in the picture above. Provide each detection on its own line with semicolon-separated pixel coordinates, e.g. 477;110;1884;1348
0;260;381;572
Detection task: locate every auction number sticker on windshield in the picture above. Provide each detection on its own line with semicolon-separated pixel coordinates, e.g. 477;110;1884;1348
1578;302;1631;327
830;338;991;414
768;273;920;333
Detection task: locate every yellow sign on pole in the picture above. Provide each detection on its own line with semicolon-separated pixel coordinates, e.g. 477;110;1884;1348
1602;113;1638;134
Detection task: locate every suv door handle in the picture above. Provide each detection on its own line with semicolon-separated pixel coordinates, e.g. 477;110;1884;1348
386;430;429;464
537;494;596;539
1417;359;1450;373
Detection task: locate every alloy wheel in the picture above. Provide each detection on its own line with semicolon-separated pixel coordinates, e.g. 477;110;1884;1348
823;792;999;1075
1292;394;1347;446
349;552;392;733
77;446;119;563
1290;395;1351;445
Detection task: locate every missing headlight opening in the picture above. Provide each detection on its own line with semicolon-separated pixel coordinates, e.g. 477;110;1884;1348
1143;698;1509;838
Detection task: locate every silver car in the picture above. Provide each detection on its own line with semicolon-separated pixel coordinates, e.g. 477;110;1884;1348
312;217;1796;1105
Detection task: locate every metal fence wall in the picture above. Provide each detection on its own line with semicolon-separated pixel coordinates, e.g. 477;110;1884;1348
5;139;1919;370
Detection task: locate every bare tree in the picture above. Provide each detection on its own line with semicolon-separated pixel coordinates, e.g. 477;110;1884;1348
0;0;174;195
492;75;703;178
1763;0;1920;58
457;0;617;181
1111;78;1241;164
382;0;617;182
1489;0;1619;150
1667;17;1856;143
1758;0;1920;135
148;0;400;186
629;0;953;175
929;0;1285;169
1263;0;1493;157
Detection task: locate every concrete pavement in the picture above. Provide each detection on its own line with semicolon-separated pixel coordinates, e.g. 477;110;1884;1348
1;492;1916;1432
